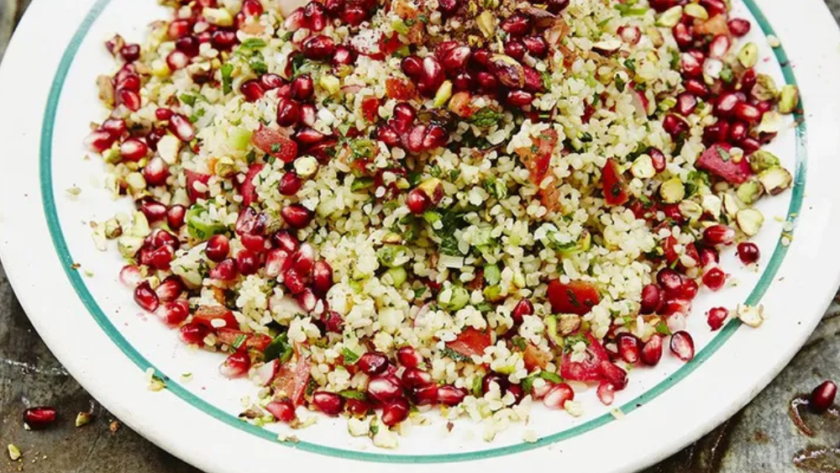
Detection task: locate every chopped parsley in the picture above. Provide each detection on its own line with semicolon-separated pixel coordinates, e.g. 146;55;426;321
342;347;360;364
338;389;367;400
221;63;234;94
469;107;504;128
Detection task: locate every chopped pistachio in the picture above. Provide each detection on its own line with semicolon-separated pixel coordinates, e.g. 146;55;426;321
778;84;800;114
593;39;622;53
738;42;759;68
118;235;145;258
722;192;741;219
736;180;764;205
129;211;151;237
736;208;765;236
646;27;664;47
433;80;453;108
630;155;656;179
683;3;708;19
294;156;319;178
678;200;703;221
702;194;722;219
319;74;340;95
659;177;685;204
756;111;783;134
104;218;123;239
203;7;234;26
751;74;778;101
736;304;764;328
656;6;683;27
749;150;781;173
758;166;793;195
75;411;92;428
125;172;146;192
386;266;407;287
438;286;469;311
7;444;21;461
476;11;497;38
214;156;237;178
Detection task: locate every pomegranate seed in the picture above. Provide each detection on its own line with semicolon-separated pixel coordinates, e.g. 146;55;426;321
412;384;438;405
617;333;641;364
452;71;475;91
304;1;328;31
401;56;423;78
437;385;467;406
116;73;140;92
153;108;174;123
280;204;312;229
312;261;333;295
662;114;688;138
700;0;726;16
728;121;748;142
397;347;423;368
284;8;305;31
147;245;175;270
438;0;458;13
707;307;729;331
358;352;389;375
120;43;141;62
728;18;751;37
676;92;697;116
708;35;731;60
810;381;837;413
703;224;735;246
169;114;196;141
290;74;314;101
680;52;702;77
241;0;263;17
341;4;367;25
698;246;719;268
703;121;729;146
232;249;259;277
312;391;344;416
295;287;319;313
276;172;302;196
422;124;448;150
391;103;416;134
275;97;301;127
682;278;699;300
418;56;445;96
240;80;265;102
476;71;499;91
740;68;757;94
322;310;344;333
299;103;317;127
302;35;336;60
101;118;127;138
295;127;326;145
640;284;662;314
220;351;251;378
283;267;306;294
500;13;532;37
669;331;695;362
377;125;400;145
331;46;355;67
272;231;299;253
291;243;316;275
641;334;663;366
166;50;190;71
734;102;761;124
119;137;148;162
737;242;760;264
381;398;410;426
657;268;683;295
260;73;284;90
367;376;402;403
511;299;534;325
211;30;237;50
345;398;370;416
23;407;57;429
597;382;616;406
155;276;183;302
618;26;641;45
531;380;554;399
649;148;667;173
204;234;230;262
672;23;693;49
324;0;344;15
483;373;509;394
508;90;535;107
684;79;709;98
599;361;628;389
702;267;726;291
740;137;761;155
168;19;191;39
543;383;574;409
406;188;431;214
264;248;289;278
180;322;210;345
266;400;296;423
134;280;160;312
156;299;190;326
119;265;142;288
715;92;742;117
143;157;169;186
402;368;433;389
504;40;526;61
440;45;471;70
117;89;141;111
167;205;186;229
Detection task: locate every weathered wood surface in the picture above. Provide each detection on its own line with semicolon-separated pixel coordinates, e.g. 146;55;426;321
1;1;839;471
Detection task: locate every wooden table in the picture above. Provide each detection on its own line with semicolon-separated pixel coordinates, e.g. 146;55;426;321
1;1;839;471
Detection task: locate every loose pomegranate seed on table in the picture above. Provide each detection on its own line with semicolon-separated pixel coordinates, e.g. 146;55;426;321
82;0;797;441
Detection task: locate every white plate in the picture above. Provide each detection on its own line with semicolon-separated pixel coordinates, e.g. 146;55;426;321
1;0;839;472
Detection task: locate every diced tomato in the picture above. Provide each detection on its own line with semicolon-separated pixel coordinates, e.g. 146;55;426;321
696;143;751;184
185;170;211;202
561;333;610;382
629;199;658;221
547;280;600;315
240;163;264;208
662;237;700;270
272;357;311;406
446;327;492;358
523;343;551;371
380;33;404;57
385;78;416;100
602;158;629;206
361;97;380;123
216;328;272;352
516;129;560;211
192;306;239;331
448;92;476;118
251;127;298;163
694;14;730;37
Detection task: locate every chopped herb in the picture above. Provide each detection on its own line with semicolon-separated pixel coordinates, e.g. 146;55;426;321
539;371;563;383
240;38;267;50
338;389;367;400
624;58;637;72
342;347;360;364
449;169;461;181
615;75;626;92
250;59;268;75
414;286;427;298
305;377;318;397
472;374;484;397
232;334;247;349
717;147;731;162
221;63;233;94
511;336;527;351
179;94;198;106
469;107;504;128
429;165;442;178
656;320;672;335
579;132;593;143
271;143;281;153
521;375;535;394
263;333;293;363
441;347;470;362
